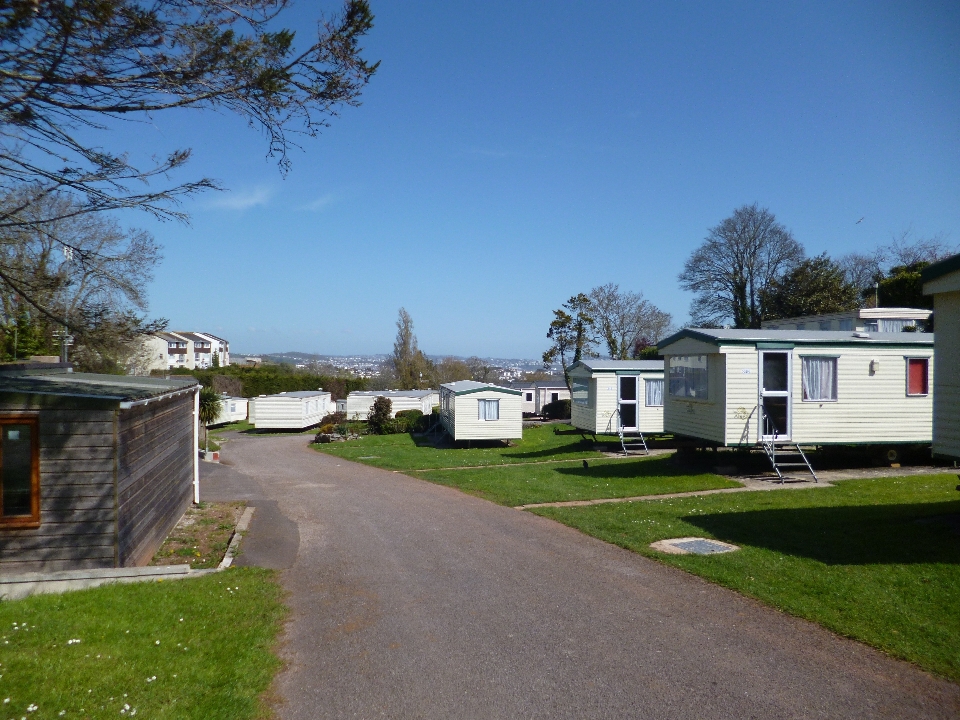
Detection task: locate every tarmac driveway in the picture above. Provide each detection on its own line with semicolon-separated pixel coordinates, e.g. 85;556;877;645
204;433;959;719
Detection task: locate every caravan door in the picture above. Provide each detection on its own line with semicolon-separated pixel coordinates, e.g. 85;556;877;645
759;351;791;441
618;375;638;431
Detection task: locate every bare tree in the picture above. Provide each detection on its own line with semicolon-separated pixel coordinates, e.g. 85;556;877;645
679;204;804;328
0;0;377;322
589;283;672;359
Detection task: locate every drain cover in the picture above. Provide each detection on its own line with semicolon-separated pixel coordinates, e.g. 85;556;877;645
650;537;739;555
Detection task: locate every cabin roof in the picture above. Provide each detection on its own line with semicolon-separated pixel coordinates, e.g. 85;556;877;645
0;369;198;401
570;359;664;372
659;328;934;349
348;390;435;398
440;380;521;396
510;378;567;389
258;390;329;399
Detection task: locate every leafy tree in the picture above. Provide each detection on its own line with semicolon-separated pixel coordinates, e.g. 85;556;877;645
211;352;220;369
391;307;433;389
367;395;392;434
589;283;671;359
198;386;223;451
0;0;377;324
434;357;472;384
877;262;933;311
760;254;860;320
679;204;803;328
543;293;597;389
467;356;500;383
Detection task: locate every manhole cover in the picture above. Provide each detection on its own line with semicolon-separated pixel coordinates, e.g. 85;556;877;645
650;537;739;555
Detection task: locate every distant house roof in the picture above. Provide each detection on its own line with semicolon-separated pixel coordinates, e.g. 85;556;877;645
659;328;934;349
440;380;521;396
173;332;209;345
921;253;960;284
0;367;198;403
510;378;567;390
349;390;435;398
570;359;664;372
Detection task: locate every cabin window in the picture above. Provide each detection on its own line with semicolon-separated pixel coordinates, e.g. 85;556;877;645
838;319;854;331
525;393;533;402
668;356;709;399
478;399;500;421
906;358;929;396
571;378;589;406
0;416;40;527
551;392;559;404
801;357;838;401
645;379;664;407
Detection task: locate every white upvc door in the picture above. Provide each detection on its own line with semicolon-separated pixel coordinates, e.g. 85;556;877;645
759;351;791;441
618;375;638;432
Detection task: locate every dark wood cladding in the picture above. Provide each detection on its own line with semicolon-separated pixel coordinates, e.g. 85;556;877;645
0;387;196;573
116;393;194;566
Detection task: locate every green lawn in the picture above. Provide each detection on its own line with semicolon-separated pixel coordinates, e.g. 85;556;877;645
313;423;608;470
533;474;960;681
420;455;740;507
0;568;285;719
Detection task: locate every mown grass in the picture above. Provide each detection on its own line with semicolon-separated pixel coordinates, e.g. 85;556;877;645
313;423;607;470
533;474;960;681
0;568;285;719
420;455;740;507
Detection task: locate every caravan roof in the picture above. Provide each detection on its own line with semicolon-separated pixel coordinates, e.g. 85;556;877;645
571;359;663;372
440;380;520;395
660;328;934;348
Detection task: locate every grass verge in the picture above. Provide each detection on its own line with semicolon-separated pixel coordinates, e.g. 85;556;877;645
0;568;285;719
150;502;246;569
532;474;960;681
312;423;606;471
420;455;740;507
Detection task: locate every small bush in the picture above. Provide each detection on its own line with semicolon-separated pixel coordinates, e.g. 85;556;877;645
542;398;571;419
394;409;423;421
320;411;346;426
318;423;336;434
367;396;393;434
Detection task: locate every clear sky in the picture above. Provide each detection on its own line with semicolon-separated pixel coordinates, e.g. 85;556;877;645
119;1;960;358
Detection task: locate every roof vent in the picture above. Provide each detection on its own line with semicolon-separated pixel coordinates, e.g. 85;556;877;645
853;332;871;339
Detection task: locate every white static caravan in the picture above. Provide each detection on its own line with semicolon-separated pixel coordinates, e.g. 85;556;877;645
512;380;570;414
345;390;439;420
923;254;960;460
658;329;934;447
567;360;665;435
249;390;331;430
438;381;522;442
761;307;932;333
211;396;248;425
336;398;347;414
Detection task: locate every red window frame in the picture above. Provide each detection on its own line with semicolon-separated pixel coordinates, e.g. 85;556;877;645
0;415;41;528
906;358;929;396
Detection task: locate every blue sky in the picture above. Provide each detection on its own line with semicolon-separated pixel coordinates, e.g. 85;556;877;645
119;1;959;358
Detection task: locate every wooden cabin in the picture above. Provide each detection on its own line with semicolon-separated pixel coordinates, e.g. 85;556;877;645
249;390;331;430
0;365;199;573
567;360;664;435
438;381;522;442
658;329;934;447
923;254;960;460
211;395;248;426
512;379;570;415
344;390;439;420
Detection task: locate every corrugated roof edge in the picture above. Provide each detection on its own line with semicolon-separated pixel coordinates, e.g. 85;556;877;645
921;252;960;285
569;359;664;372
440;380;522;396
658;327;934;349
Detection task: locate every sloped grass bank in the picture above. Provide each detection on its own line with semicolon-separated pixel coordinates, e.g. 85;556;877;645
0;568;285;719
420;455;740;507
313;423;606;471
533;475;960;681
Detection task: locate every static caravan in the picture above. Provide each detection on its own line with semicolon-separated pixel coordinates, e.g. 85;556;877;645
567;360;664;435
513;380;570;414
345;390;439;420
761;307;932;333
250;390;331;430
658;329;934;449
211;395;248;425
923;254;960;460
439;381;522;442
336;398;347;414
0;365;199;573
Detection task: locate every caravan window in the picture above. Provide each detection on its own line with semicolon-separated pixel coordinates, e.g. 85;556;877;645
838;319;854;331
801;357;838;401
645;379;664;407
668;356;709;399
478;399;500;421
0;417;39;527
571;378;589;406
906;358;929;396
525;393;533;402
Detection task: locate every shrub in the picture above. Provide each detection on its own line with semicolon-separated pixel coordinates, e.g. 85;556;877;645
320;411;346;426
367;396;393;434
541;398;571;419
318;423;336;434
394;409;423;421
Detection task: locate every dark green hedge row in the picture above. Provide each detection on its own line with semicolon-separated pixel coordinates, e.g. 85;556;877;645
164;366;367;399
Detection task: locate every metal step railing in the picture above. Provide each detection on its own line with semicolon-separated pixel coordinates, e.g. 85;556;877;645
760;414;818;483
615;408;649;456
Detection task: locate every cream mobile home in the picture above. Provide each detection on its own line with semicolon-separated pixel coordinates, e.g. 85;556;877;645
923;254;960;460
438;381;522;442
211;395;248;426
761;307;931;333
249;390;331;430
659;329;933;451
345;390;439;420
512;380;570;415
567;360;664;436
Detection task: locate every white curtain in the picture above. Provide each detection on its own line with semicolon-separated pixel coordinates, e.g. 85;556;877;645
478;399;499;421
880;319;912;333
645;379;664;407
802;357;837;401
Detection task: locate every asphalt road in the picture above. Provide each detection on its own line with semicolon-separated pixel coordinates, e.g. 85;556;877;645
204;433;960;719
